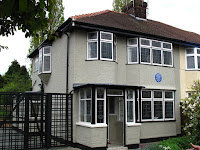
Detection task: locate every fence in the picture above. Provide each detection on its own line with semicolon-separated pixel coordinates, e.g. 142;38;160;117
0;92;73;150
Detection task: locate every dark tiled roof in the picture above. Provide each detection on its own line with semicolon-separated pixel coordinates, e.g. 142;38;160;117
72;10;200;45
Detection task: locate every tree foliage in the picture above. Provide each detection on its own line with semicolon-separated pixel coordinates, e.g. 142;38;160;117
0;60;31;92
112;0;131;12
0;0;56;38
181;80;200;145
29;0;65;53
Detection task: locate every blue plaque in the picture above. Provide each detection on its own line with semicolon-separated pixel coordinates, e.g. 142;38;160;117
155;73;162;82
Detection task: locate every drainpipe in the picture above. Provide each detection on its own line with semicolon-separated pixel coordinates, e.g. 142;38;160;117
64;32;70;94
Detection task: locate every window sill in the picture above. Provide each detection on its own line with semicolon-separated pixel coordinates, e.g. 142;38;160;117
185;69;200;71
76;122;107;128
141;119;176;123
85;59;118;64
126;123;141;127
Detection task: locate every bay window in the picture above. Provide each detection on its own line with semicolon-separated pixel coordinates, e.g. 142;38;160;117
126;90;135;123
34;57;39;72
38;46;51;74
141;90;175;121
87;31;116;61
96;88;106;124
186;48;200;70
127;38;138;63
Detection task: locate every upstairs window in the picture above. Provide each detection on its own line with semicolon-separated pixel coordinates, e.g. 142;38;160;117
33;57;39;72
186;48;200;70
87;31;116;61
127;38;173;67
39;46;51;74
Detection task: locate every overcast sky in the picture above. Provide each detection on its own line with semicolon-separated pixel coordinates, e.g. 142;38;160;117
0;0;199;75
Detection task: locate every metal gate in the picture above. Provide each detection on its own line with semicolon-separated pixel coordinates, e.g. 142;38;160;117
0;92;73;150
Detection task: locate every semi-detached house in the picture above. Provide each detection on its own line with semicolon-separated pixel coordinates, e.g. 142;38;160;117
28;0;200;149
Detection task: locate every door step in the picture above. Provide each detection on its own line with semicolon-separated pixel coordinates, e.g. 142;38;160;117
107;146;128;150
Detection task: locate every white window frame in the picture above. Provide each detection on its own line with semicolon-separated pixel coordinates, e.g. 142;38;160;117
100;31;113;61
95;88;106;124
38;46;52;74
126;90;136;125
141;90;175;122
139;38;173;67
127;38;139;64
33;57;39;72
42;46;51;73
185;48;200;70
87;31;98;60
79;88;92;124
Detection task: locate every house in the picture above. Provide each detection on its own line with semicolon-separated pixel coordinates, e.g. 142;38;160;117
28;0;200;149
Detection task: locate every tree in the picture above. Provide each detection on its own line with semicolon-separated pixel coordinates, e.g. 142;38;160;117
113;0;131;12
0;60;31;92
181;80;200;145
29;0;65;53
0;75;4;89
0;0;56;37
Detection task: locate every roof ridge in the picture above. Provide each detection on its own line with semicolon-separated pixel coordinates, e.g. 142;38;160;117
71;10;112;20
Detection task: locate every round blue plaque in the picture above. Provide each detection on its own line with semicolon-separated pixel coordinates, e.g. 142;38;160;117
155;73;162;82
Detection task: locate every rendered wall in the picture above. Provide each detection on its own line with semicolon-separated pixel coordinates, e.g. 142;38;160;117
126;125;141;145
179;46;200;99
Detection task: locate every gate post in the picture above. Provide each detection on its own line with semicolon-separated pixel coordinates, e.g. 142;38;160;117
45;94;52;149
24;93;30;149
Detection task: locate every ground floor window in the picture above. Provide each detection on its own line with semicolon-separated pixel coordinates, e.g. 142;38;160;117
96;88;106;124
126;90;135;123
79;88;91;123
141;90;175;121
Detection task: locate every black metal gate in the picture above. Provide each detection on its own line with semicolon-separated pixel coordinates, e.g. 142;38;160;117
0;92;73;150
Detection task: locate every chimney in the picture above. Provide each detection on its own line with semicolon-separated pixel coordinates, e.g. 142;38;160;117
122;0;148;19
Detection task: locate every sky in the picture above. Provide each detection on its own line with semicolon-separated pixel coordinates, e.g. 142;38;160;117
0;0;200;75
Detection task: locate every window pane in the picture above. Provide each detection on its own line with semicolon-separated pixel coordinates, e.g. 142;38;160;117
142;101;152;119
127;101;134;122
80;101;84;122
109;98;115;114
113;36;117;61
142;91;151;98
128;47;138;63
186;49;194;54
197;49;200;54
154;91;162;98
107;89;123;96
154;101;163;119
97;100;104;123
86;100;91;122
80;89;85;99
152;49;161;64
101;42;112;59
127;90;133;99
165;91;173;99
198;56;200;69
187;56;195;69
141;39;150;46
97;88;104;99
31;103;40;117
88;32;97;40
152;41;161;48
141;48;150;63
86;88;91;99
88;42;97;59
39;49;43;73
163;51;172;65
101;32;112;40
128;38;137;45
163;43;172;49
165;101;173;119
43;56;50;72
44;47;50;54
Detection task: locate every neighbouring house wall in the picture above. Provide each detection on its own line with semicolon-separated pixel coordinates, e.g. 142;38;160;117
179;46;200;99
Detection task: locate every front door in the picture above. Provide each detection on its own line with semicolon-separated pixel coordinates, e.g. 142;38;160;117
108;96;124;146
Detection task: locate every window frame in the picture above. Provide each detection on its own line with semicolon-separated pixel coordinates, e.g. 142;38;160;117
38;46;52;74
185;48;200;70
95;88;106;124
87;31;98;60
79;88;92;124
100;31;114;61
139;38;173;67
126;90;136;124
127;38;139;64
33;57;39;72
141;90;175;122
